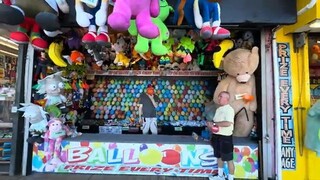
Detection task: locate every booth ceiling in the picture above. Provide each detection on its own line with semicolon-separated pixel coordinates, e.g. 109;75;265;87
59;0;297;28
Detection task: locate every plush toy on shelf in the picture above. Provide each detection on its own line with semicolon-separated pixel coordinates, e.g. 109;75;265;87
213;47;259;137
112;36;130;68
128;0;173;56
0;0;70;49
75;0;110;44
175;36;195;63
18;103;48;144
108;0;160;39
310;44;320;65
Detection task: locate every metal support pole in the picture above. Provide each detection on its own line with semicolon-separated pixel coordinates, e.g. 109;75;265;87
9;44;27;176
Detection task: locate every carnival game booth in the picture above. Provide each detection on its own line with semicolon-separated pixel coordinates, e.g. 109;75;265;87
0;0;297;179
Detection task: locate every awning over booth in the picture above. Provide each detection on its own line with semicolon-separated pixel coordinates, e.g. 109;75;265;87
61;0;297;28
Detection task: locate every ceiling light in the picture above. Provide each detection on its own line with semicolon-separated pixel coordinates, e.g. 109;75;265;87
309;19;320;28
0;41;18;50
0;36;18;46
0;50;18;57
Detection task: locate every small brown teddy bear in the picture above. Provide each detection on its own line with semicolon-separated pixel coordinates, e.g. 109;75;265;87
213;46;259;137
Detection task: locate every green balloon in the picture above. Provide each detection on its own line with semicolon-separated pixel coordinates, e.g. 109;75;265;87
243;160;252;172
187;145;195;151
251;153;258;161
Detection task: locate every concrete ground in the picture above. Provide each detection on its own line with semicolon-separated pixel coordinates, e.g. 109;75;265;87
0;173;209;180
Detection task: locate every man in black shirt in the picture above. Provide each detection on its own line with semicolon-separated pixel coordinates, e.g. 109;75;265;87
138;84;160;134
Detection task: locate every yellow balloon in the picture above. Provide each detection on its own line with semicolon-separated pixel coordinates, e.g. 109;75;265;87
38;151;45;158
139;149;162;165
235;164;246;178
92;142;102;148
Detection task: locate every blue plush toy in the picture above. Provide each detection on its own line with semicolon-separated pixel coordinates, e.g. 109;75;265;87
172;0;230;39
305;100;320;156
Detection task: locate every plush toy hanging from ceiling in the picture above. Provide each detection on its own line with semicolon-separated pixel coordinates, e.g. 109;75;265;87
75;0;110;45
35;71;68;109
128;0;172;56
0;0;69;50
172;0;230;40
108;0;160;39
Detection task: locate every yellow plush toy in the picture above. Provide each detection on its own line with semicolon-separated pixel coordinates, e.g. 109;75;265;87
112;36;130;68
213;47;259;137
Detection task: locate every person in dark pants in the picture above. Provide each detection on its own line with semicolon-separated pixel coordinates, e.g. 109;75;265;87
207;91;235;180
138;84;160;134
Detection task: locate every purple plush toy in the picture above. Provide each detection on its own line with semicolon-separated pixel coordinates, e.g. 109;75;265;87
108;0;160;39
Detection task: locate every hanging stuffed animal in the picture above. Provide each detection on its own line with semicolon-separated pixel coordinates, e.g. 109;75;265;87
75;0;110;44
34;51;50;82
44;118;72;165
70;50;85;65
108;0;160;39
0;0;70;49
35;71;68;109
128;0;173;56
172;0;229;40
193;0;230;39
18;103;48;144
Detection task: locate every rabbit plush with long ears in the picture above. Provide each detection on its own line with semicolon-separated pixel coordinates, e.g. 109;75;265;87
18;103;48;144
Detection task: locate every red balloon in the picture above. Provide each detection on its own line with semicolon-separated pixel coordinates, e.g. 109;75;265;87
162;149;180;165
81;141;90;147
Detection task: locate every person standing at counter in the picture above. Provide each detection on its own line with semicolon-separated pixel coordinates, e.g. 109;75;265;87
207;91;235;180
138;84;160;134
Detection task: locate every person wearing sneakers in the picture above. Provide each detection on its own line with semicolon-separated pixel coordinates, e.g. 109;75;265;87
207;91;235;180
138;84;160;135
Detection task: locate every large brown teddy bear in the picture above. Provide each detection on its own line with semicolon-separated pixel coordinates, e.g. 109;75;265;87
213;47;259;137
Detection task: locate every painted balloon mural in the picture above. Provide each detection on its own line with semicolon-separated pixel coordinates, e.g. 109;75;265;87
88;77;214;126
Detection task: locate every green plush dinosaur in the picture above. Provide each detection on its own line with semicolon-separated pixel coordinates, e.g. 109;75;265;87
128;0;173;56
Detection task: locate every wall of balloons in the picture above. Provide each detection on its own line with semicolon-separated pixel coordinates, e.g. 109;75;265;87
87;76;217;127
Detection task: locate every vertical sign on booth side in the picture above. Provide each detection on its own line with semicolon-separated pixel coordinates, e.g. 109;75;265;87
277;43;296;170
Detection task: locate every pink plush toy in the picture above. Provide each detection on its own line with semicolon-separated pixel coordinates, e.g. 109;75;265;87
44;118;72;164
108;0;160;39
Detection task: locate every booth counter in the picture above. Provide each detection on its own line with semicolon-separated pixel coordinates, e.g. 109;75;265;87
32;134;259;179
